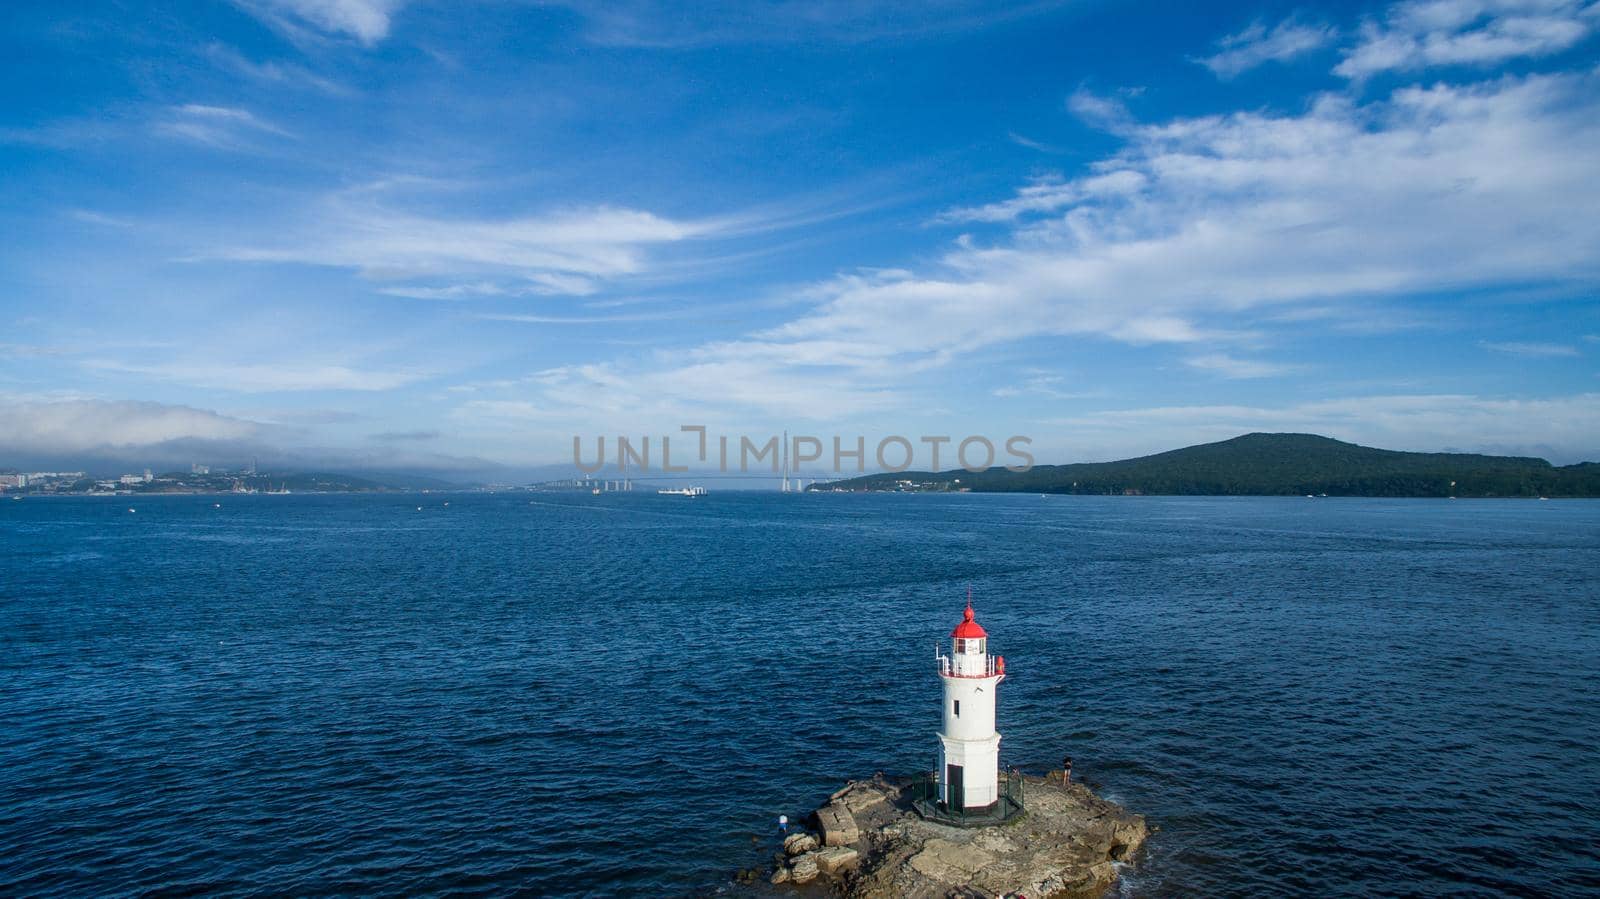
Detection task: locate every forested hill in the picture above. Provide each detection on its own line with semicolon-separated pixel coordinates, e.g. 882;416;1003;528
817;433;1600;497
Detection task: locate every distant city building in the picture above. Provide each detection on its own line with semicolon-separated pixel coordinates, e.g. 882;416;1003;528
0;474;22;489
119;474;144;485
192;463;210;475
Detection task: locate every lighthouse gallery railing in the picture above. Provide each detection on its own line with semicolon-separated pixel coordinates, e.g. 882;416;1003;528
935;652;1000;678
909;771;1025;827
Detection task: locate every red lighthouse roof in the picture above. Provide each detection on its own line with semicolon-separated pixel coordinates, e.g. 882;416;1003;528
951;602;988;639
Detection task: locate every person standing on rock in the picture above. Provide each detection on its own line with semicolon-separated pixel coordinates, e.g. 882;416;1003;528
777;814;788;834
1062;756;1073;785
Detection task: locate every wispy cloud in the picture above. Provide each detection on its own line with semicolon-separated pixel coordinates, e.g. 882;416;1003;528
1006;131;1062;153
935;170;1147;223
156;104;293;148
1480;340;1580;357
234;0;405;45
1336;0;1600;79
216;191;718;298
475;310;721;325
544;0;1072;48
84;360;432;392
371;429;440;441
1198;17;1337;79
202;42;352;95
1065;88;1138;134
992;372;1104;399
1185;353;1302;379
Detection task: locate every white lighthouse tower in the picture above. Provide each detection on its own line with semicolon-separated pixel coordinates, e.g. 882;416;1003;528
935;598;1006;810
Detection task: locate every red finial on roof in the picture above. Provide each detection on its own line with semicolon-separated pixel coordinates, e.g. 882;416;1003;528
952;596;988;639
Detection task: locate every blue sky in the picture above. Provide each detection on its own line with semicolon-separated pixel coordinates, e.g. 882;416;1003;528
3;0;1598;479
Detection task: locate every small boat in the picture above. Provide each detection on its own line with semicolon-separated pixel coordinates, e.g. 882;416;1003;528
127;508;136;513
657;486;707;497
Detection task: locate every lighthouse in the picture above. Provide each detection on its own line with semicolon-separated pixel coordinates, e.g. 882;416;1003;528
935;599;1005;810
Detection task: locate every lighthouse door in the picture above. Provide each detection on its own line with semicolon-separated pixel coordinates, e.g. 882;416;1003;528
945;763;964;809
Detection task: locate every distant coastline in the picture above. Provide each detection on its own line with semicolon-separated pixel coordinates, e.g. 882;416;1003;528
0;470;455;497
813;432;1600;498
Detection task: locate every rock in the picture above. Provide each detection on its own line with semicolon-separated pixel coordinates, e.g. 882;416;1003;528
783;832;819;856
790;853;821;884
800;774;1147;899
833;780;894;816
908;838;995;881
817;801;861;847
1113;817;1148;850
815;846;860;875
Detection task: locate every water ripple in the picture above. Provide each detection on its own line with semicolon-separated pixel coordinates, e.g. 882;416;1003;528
2;493;1598;896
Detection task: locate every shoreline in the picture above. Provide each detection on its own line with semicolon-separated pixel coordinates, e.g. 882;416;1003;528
752;770;1148;897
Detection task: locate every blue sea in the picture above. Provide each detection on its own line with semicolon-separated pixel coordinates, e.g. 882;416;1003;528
3;493;1598;896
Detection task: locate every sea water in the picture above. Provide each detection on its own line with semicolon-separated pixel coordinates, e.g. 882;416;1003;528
3;493;1597;895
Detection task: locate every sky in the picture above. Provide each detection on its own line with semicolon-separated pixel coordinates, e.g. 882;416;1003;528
2;0;1599;481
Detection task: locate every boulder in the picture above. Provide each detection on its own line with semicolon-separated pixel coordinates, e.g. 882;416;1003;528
817;801;861;847
815;846;860;875
783;832;820;856
790;853;821;884
770;866;791;885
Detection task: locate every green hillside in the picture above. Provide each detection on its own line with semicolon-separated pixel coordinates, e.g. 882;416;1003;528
818;433;1600;497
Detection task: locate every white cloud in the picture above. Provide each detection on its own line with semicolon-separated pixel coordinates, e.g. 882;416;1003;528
236;0;404;45
538;68;1600;424
0;398;265;453
1336;0;1600;79
733;72;1600;378
1198;17;1338;79
1480;339;1581;356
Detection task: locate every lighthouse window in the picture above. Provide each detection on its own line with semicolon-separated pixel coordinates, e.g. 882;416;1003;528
954;700;960;717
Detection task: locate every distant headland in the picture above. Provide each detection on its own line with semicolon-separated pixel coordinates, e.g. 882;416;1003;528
812;433;1600;498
